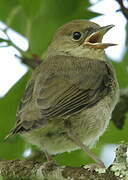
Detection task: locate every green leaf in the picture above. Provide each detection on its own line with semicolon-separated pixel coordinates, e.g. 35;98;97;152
0;71;31;140
27;0;101;55
0;71;32;159
122;48;128;65
100;117;128;144
0;0;101;56
18;0;42;19
0;136;26;159
0;38;8;43
112;61;128;88
0;0;19;23
0;175;3;180
0;0;27;35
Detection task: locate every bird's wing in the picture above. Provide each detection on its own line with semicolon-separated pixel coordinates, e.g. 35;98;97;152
10;55;114;134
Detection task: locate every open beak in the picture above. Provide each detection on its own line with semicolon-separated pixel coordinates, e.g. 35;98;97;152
84;25;117;49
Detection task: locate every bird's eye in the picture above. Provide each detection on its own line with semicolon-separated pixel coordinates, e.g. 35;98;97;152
72;32;82;41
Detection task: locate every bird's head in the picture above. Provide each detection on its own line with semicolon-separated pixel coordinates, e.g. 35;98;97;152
47;20;116;59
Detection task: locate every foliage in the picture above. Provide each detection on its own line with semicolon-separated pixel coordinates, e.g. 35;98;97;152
0;0;127;166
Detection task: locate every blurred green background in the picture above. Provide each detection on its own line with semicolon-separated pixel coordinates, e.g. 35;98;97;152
0;0;128;168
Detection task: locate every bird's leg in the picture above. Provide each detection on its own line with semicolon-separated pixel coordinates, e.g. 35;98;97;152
44;150;53;161
41;150;58;170
67;130;105;168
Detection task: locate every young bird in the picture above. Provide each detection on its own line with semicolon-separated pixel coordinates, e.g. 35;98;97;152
10;20;119;167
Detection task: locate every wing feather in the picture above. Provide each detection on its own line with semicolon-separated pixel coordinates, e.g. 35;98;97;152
10;55;114;134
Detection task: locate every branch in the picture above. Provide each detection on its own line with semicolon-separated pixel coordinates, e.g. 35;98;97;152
0;143;127;180
112;88;128;129
115;0;128;20
0;28;42;68
15;54;42;69
0;28;25;55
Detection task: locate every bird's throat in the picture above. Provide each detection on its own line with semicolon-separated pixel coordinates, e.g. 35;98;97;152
68;46;106;61
46;45;106;61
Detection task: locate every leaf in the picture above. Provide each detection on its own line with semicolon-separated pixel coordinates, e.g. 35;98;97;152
0;38;9;43
0;72;30;159
0;71;32;159
26;0;101;55
112;61;128;88
0;0;19;22
0;71;31;140
0;0;101;56
18;0;43;19
0;136;26;159
122;48;128;65
100;118;128;144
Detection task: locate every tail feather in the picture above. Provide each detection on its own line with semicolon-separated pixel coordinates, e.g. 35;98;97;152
4;123;26;140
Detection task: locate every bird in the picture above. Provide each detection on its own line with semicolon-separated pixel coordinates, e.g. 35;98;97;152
8;19;119;168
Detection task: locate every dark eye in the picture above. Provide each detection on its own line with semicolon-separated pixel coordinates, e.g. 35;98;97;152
72;32;82;40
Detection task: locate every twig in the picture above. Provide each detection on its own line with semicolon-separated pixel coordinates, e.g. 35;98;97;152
0;144;127;180
15;55;42;69
115;0;128;20
0;28;42;68
112;88;128;129
110;143;128;179
2;28;25;55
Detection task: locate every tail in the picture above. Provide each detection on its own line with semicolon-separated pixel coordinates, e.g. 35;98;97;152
4;122;25;140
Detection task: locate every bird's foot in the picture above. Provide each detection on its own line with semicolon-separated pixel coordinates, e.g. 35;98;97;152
83;162;105;172
41;160;58;171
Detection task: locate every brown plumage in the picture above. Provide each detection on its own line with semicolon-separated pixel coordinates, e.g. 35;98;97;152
9;20;119;167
